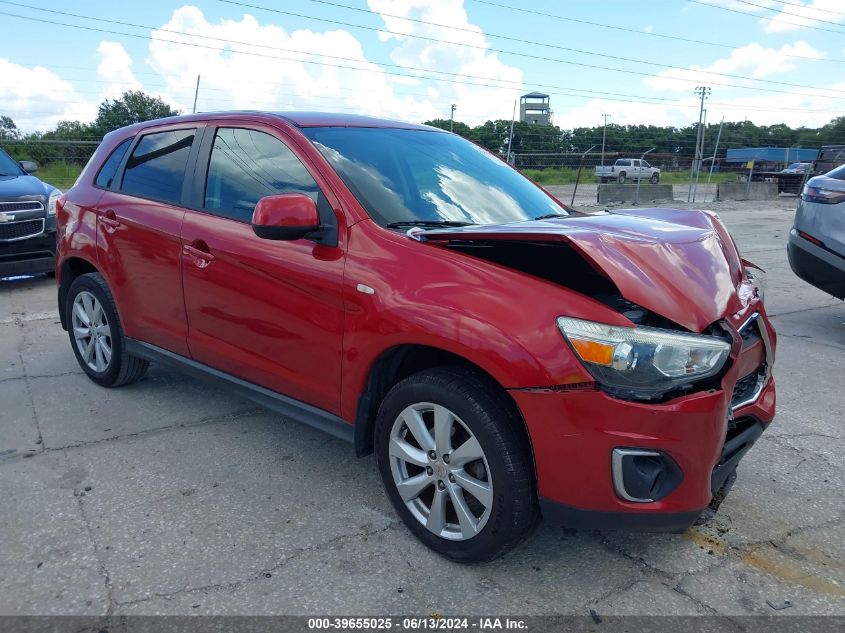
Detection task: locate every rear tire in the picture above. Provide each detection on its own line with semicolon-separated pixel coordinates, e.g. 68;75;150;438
375;366;539;562
66;273;148;387
617;172;627;184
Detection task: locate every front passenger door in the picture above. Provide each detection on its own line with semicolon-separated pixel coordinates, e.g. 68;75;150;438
180;125;346;415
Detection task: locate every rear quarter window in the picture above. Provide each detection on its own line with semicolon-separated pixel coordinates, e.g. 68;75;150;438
616;159;631;167
94;138;132;188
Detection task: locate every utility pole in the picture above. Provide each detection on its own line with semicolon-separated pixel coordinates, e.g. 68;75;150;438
634;147;656;206
506;100;517;165
450;104;456;132
692;108;707;203
703;117;724;204
192;74;201;114
601;113;611;166
687;86;710;202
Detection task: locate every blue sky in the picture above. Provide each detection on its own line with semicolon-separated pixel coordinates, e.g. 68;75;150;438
2;0;844;132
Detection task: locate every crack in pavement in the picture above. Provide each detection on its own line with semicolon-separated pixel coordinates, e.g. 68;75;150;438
760;434;838;470
771;332;845;351
73;475;116;617
0;370;83;385
113;520;404;608
0;310;60;324
16;318;45;457
0;407;264;468
768;303;844;318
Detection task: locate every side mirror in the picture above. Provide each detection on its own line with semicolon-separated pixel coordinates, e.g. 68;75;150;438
252;193;320;241
20;160;38;174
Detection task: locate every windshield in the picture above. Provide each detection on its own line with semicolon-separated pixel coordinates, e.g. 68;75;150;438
0;149;22;177
302;127;566;226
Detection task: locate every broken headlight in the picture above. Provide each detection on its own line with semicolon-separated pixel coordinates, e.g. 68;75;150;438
557;317;731;400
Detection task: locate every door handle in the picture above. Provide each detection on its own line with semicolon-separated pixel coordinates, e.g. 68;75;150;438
183;242;215;267
98;210;120;229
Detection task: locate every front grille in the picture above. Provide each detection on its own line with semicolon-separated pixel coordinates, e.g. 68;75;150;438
731;369;762;408
0;219;45;241
739;318;761;348
0;201;43;212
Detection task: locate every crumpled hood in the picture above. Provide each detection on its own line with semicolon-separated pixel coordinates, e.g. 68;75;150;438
419;208;747;332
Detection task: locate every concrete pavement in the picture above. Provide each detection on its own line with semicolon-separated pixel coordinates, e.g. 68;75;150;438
1;193;843;618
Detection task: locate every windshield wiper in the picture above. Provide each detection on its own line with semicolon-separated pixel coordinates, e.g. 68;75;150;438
385;220;474;228
533;213;569;220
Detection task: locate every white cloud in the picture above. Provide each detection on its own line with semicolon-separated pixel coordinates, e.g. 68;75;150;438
644;41;825;92
140;2;521;126
557;81;845;130
96;42;143;101
368;0;524;124
0;59;92;132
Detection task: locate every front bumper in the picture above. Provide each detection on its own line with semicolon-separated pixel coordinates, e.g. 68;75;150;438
0;229;56;277
787;230;845;300
512;311;776;532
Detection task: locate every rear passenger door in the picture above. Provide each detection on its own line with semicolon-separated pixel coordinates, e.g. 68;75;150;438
180;124;346;415
96;126;202;356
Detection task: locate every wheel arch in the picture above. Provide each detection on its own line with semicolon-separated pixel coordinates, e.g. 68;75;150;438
354;344;536;474
57;256;100;331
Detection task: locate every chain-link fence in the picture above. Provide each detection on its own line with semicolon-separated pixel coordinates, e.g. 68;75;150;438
2;139;100;191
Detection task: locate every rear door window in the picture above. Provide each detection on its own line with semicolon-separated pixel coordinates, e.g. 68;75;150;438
95;138;132;188
828;165;845;181
120;129;196;205
203;127;319;222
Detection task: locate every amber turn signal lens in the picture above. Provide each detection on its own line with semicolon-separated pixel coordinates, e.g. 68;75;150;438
569;338;614;366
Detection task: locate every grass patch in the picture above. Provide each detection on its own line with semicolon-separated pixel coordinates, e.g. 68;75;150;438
34;161;84;191
521;167;737;186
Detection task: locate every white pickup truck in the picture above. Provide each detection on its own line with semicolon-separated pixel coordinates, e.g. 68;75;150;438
595;158;660;184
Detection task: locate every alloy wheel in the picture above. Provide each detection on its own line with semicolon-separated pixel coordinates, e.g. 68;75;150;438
71;290;113;373
388;402;493;541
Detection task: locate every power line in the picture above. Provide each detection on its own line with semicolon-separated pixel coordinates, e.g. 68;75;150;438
218;0;845;95
734;0;845;23
687;0;845;35
468;0;844;61
773;0;845;19
2;8;844;125
295;0;845;65
4;1;845;99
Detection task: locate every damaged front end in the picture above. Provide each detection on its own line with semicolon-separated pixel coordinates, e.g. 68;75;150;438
419;207;776;523
417;208;770;402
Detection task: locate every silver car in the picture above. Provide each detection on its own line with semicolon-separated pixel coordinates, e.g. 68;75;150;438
781;162;812;175
787;164;845;299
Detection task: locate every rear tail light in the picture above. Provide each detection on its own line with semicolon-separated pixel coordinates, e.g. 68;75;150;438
802;185;845;204
797;230;824;247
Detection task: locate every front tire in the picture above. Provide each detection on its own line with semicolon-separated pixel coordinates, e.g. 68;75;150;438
375;367;539;562
650;173;660;184
66;273;148;387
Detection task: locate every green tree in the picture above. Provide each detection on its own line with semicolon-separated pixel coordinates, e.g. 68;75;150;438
423;118;472;138
469;120;511;153
0;115;20;140
95;90;179;134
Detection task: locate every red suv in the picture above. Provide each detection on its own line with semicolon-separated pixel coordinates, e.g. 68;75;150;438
56;112;776;561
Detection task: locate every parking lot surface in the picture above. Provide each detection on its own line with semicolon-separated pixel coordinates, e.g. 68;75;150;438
1;189;843;617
